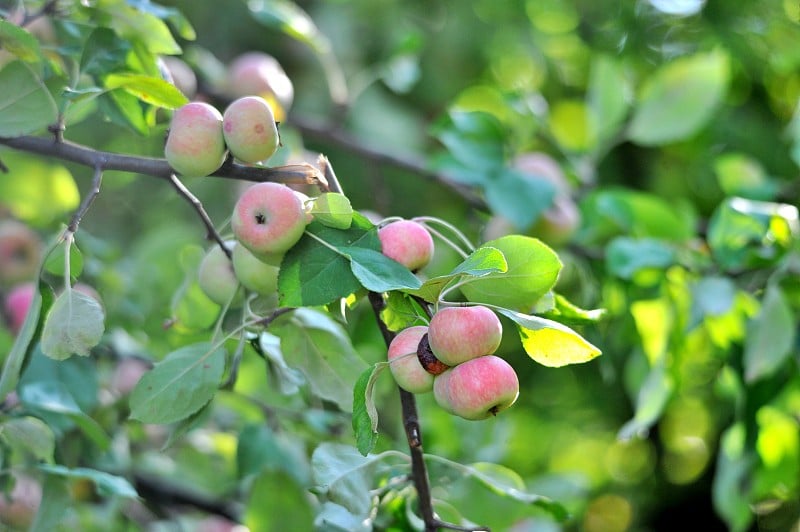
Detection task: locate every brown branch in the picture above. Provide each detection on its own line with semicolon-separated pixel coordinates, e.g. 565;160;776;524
0;135;324;185
168;173;231;257
288;116;486;210
67;164;103;233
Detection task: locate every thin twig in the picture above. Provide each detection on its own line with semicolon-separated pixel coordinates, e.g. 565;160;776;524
67;164;104;233
167;173;231;257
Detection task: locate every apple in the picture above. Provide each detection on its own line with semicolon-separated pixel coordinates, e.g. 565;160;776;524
3;281;35;334
160;56;198;98
110;357;151;396
387;325;435;394
197;241;240;306
0;220;43;286
231;182;307;255
164;102;227;177
231;242;281;295
0;475;41;529
427;305;502;366
378;220;434;271
222;96;280;164
226;52;294;121
433;355;520;420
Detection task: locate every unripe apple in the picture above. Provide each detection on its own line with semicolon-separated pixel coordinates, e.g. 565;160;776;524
222;96;280;164
231;242;280;295
3;282;35;334
378;220;434;271
427;305;502;366
534;195;581;246
512;152;570;196
232;182;307;255
433;355;519;420
197;241;240;306
226;52;294;121
164;102;227;177
0;220;42;286
387;325;434;394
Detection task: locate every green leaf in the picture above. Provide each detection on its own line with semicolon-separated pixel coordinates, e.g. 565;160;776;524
80;28;132;77
258;332;305;395
244;472;315;531
311;193;353;229
0;416;55;463
484;168;557;230
272;309;368;412
0;151;80;227
352;363;388;456
38;465;138;499
0;280;53;402
618;362;674;440
43;240;84;279
405;246;508;302
460;235;562;311
129;342;226;424
248;0;331;54
0;61;57;136
40;290;105;360
606;237;676;280
339;246;422;292
126;0;196;40
101;2;181;55
278;214;379;307
744;284;795;383
436;111;505;173
0;20;42;62
714;153;779;201
587;54;629;141
712;424;754;532
496;309;601;367
29;475;70;532
104;73;188;109
539;293;608;326
237;424;310;485
100;89;149;135
425;456;569;521
628;50;730;145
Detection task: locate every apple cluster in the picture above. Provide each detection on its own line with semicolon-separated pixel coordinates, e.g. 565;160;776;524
388;305;520;421
196;181;309;305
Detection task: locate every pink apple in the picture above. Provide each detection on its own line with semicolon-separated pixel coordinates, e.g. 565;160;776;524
378;220;434;271
164;102;227;177
231;182;307;255
427;305;502;366
226;52;294;120
3;282;35;334
388;326;434;394
222;96;280;164
433;355;520;420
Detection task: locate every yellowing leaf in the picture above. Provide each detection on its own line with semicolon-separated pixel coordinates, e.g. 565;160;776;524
497;309;601;367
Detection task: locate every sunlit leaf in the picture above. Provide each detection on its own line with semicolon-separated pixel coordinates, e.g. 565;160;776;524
0;20;42;62
405;246;507;303
247;0;330;53
497;309;601;367
628;50;730;145
104;73;188;109
40;290;105;360
311;193;353;229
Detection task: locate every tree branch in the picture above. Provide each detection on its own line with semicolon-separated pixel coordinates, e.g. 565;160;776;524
0;135;324;185
168;173;231;256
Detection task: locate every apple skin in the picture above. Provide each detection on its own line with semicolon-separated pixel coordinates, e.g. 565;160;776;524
427;306;502;366
110;357;151;396
164;102;227;177
160;56;197;98
3;282;35;334
231;242;280;295
0;475;41;529
388;325;434;394
378;220;434;271
226;52;294;120
433;355;520;420
231;182;307;255
222;96;280;164
0;220;42;286
197;241;240;306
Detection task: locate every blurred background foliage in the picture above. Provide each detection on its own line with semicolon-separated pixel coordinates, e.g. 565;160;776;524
0;0;799;530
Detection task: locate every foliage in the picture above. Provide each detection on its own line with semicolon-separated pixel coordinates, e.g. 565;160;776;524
0;0;798;531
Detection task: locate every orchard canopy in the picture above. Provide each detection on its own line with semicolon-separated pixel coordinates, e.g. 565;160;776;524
0;1;798;531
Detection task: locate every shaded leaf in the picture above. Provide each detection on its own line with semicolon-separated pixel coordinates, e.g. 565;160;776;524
588;54;629;141
258;331;305;395
129;342;226;424
38;465;138;499
352;363;388;456
618;362;674;440
484;168;557;230
248;0;330;54
0;416;55;463
340;246;422;293
744;284;795;383
0;60;57;136
0;20;41;62
40;290;105;360
606;237;676;280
